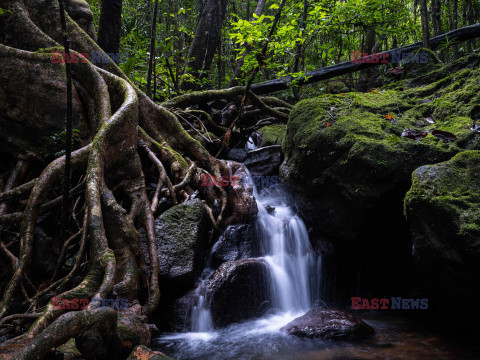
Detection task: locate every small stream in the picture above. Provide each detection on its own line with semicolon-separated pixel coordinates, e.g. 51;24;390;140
153;144;478;360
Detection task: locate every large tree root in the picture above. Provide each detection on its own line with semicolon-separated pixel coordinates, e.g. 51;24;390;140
0;1;265;358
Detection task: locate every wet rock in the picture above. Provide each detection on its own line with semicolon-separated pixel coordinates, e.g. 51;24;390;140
281;308;374;340
158;290;197;332
225;148;248;162
127;345;173;360
405;151;480;327
140;199;210;288
211;224;258;267
207;259;270;327
245;145;283;176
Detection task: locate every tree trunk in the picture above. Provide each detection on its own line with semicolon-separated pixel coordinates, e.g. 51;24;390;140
97;0;123;59
146;0;159;99
182;0;229;90
420;0;431;48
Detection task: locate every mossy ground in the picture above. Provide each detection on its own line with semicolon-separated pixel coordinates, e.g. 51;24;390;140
282;51;480;203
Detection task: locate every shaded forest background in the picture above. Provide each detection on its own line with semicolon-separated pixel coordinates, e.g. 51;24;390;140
88;0;479;100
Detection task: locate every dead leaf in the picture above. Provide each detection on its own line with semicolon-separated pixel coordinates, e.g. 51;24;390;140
326;122;331;128
425;116;436;124
401;130;428;140
431;130;456;142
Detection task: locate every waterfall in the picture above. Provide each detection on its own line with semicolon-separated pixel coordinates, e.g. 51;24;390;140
190;171;320;332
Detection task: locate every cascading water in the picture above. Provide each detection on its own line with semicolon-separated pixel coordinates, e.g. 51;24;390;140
156;148;322;359
188;170;321;333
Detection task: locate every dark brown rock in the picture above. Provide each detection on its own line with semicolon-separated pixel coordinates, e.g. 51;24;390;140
207;259;270;327
281;308;374;340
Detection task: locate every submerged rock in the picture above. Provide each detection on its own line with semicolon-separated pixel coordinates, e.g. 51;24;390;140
281;308;374;340
405;151;480;326
207;259;270;327
211;224;258;267
245;145;283;176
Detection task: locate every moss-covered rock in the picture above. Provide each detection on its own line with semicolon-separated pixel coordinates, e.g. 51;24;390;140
404;151;480;325
258;124;287;146
140;199;210;289
281;52;480;246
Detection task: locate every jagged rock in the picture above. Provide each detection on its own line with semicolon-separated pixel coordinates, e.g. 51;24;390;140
245;145;283;176
405;151;480;327
207;259;270;327
211;224;258;267
281;308;374;340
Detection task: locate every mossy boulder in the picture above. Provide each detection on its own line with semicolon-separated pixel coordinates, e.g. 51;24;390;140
258;124;287;146
141;199;210;289
404;151;480;325
281;52;480;245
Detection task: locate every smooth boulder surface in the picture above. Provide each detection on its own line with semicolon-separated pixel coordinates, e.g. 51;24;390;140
404;151;480;325
211;224;258;267
225;148;248;162
207;259;270;327
245;145;283;176
281;308;374;340
141;199;210;288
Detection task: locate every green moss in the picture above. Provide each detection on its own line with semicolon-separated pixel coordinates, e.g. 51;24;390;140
282;52;480;203
405;150;480;237
258;124;287;146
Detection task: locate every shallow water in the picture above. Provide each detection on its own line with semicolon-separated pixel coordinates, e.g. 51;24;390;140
153;312;479;360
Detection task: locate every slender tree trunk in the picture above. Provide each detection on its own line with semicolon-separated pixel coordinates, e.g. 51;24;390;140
146;0;159;99
420;0;431;48
453;0;459;58
182;0;229;90
292;0;309;100
97;0;123;59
